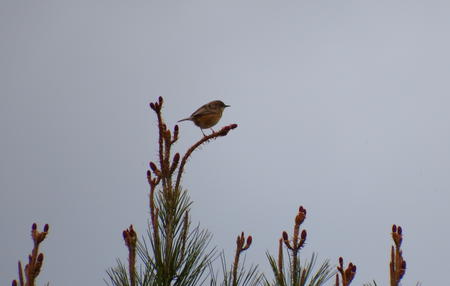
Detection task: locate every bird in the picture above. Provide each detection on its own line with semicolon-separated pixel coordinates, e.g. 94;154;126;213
178;100;230;135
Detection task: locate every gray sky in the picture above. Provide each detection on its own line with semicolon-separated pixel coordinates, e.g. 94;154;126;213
1;1;450;285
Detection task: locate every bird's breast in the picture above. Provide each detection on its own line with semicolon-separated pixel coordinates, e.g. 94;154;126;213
192;112;222;129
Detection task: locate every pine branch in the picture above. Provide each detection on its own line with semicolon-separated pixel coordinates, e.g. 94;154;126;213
12;223;50;286
108;97;236;286
266;206;334;286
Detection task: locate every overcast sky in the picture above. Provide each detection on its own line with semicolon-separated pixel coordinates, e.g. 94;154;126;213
1;1;450;285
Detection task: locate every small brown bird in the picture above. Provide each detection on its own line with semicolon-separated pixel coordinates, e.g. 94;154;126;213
178;100;230;135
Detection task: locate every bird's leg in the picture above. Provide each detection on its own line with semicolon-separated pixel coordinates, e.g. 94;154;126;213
201;129;206;136
210;128;215;133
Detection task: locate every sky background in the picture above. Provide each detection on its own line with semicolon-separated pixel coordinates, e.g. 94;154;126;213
1;1;450;285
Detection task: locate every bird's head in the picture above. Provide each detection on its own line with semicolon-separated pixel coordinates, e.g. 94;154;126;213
212;100;230;110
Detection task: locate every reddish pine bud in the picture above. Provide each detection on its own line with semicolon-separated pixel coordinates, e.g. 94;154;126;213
37;253;44;262
149;162;158;172
401;260;406;269
219;128;229;136
295;212;306;225
352;264;357;272
32;223;37;230
392;224;397;232
170;153;180;174
150;102;155;110
12;280;18;286
282;231;288;241
44;224;49;232
147;170;151;177
123;230;127;240
339;257;344;266
295;214;301;225
398;226;402;235
174;125;179;132
301;229;307;240
158;96;163;105
246;236;252;246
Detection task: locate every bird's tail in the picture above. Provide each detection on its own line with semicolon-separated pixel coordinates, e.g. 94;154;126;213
177;117;191;123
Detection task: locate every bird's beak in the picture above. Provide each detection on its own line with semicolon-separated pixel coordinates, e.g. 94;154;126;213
225;104;230;108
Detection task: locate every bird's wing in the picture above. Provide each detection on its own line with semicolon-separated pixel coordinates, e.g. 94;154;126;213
190;103;215;118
